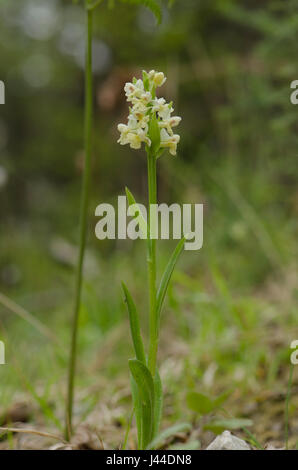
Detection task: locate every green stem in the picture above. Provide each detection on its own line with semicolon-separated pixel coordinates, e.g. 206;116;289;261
285;363;294;450
147;150;158;377
65;7;93;440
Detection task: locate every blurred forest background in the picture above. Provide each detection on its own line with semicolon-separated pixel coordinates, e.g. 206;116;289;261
0;0;298;449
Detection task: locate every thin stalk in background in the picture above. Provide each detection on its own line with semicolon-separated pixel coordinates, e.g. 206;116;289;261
65;7;93;440
285;363;294;450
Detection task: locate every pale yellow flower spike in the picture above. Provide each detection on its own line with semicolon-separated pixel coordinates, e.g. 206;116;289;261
118;70;181;156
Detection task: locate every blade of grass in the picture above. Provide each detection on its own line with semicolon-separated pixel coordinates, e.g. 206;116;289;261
0;292;59;345
285;363;294;450
146;422;191;450
156;237;186;321
0;326;63;433
214;176;283;269
122;282;146;364
122;407;135;450
0;427;66;443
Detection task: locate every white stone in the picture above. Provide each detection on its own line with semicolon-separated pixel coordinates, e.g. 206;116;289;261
206;430;251;450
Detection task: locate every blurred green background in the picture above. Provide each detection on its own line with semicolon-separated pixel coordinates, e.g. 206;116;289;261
0;0;298;448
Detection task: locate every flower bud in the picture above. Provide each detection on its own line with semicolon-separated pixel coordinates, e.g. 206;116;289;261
153;72;166;87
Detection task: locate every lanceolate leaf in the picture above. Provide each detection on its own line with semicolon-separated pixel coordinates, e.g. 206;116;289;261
129;359;155;449
156;237;186;321
153;369;163;438
122;282;146;364
130;376;142;448
118;0;162;24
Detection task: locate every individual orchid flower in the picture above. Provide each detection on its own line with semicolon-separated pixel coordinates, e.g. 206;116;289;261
148;70;167;87
158;115;182;135
160;128;180;156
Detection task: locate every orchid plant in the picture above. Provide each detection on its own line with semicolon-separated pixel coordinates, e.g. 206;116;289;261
118;70;186;449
